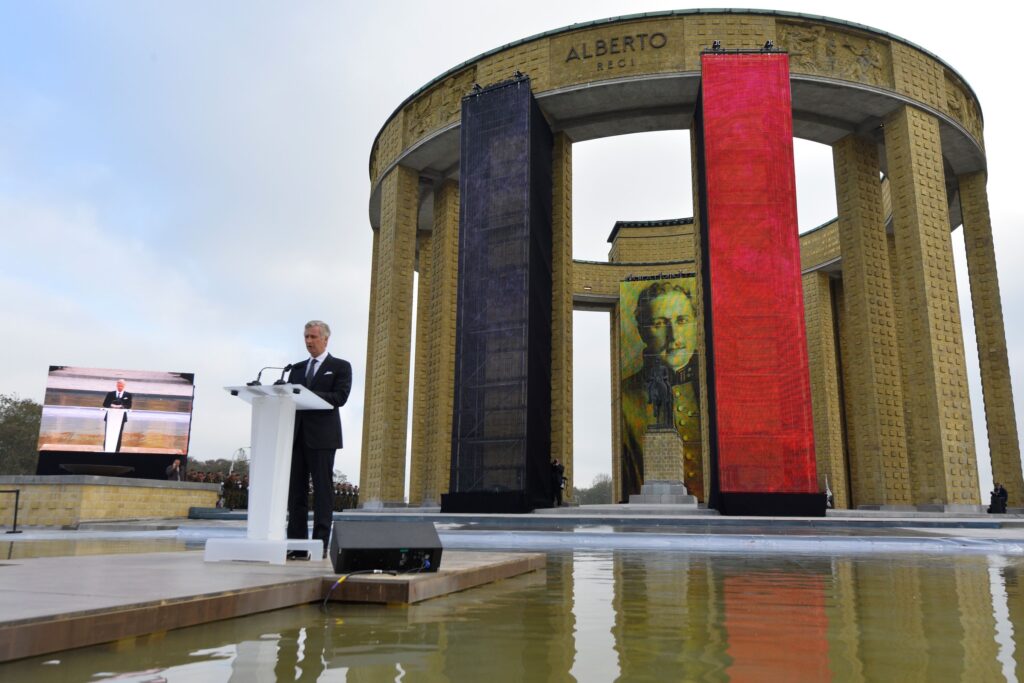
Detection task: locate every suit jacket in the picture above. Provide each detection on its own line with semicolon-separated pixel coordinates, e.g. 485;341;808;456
288;354;352;450
102;391;133;409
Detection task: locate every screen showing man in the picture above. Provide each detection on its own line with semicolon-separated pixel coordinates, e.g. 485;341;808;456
36;367;196;472
286;320;352;559
620;277;703;500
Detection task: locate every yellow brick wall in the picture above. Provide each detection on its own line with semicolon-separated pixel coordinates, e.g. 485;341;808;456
891;42;945;112
608;224;695;264
0;482;217;527
799;221;840;272
479;43;550;92
643;430;686;482
573;261;697;301
682;15;776;69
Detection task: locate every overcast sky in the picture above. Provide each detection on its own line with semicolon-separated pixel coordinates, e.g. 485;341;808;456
1;1;1021;499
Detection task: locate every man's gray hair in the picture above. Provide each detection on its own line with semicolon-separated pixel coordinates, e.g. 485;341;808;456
305;320;331;337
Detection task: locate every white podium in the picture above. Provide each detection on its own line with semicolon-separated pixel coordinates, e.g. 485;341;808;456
204;383;328;564
103;408;128;452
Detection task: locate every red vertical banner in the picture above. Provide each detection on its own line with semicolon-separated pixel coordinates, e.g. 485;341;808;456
699;53;817;496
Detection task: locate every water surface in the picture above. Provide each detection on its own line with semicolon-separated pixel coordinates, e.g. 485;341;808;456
3;549;1022;681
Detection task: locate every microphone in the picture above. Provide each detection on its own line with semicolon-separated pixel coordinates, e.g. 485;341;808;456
274;364;294;385
247;366;285;387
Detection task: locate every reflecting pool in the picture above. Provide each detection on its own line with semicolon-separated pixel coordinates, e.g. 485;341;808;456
3;550;1022;681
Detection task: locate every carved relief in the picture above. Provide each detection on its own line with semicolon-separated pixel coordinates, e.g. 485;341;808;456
780;24;837;75
404;67;477;143
838;36;885;86
369;139;379;183
778;22;890;88
945;74;983;141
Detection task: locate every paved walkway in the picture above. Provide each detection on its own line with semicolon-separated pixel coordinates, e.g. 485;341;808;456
0;549;543;663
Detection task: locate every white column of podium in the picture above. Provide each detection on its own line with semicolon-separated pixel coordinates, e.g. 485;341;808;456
102;408;127;452
204;384;326;565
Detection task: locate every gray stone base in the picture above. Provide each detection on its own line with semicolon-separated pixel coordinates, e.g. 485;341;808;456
916;503;986;514
629;480;697;505
857;504;917;512
857;503;987;514
358;500;411;510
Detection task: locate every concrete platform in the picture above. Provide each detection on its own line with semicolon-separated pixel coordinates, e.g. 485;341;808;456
0;549;544;663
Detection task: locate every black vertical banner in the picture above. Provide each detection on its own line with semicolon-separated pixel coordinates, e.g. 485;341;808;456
443;76;553;513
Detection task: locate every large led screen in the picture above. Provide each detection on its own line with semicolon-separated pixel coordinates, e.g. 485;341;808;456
698;52;817;497
38;366;195;455
619;275;703;500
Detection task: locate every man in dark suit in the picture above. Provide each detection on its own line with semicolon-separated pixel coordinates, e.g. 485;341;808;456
286;320;352;557
102;379;133;409
101;379;133;452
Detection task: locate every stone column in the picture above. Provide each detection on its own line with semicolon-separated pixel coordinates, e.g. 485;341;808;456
690;127;711;503
834;279;860;504
884;105;979;505
360;165;419;505
359;229;379;491
408;181;460;506
959;171;1023;505
802;271;848;508
408;226;434;507
550;133;574;498
832;134;910;505
610;307;622;503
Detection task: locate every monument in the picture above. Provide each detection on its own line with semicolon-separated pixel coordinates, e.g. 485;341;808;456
360;10;1020;513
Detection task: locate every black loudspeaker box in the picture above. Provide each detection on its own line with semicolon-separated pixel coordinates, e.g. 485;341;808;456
329;520;443;574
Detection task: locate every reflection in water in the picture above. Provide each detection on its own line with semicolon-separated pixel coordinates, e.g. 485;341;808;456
2;551;1022;681
724;567;829;682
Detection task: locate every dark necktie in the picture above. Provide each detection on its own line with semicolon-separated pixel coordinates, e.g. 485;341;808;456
305;359;316;386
